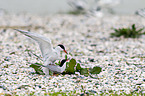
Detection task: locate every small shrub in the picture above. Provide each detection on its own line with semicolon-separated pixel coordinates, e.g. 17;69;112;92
111;24;145;38
27;49;102;76
29;58;102;76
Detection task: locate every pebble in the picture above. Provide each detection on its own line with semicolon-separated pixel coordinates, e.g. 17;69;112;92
0;13;145;95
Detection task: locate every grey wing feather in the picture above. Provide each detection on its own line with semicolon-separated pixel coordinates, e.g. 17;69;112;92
48;65;62;73
33;63;47;67
15;29;53;59
48;64;66;73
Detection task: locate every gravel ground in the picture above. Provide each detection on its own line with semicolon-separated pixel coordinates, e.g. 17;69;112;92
0;13;145;95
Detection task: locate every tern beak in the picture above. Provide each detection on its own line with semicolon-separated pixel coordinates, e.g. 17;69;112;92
64;50;68;54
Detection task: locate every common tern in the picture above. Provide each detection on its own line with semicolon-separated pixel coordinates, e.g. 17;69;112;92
68;0;87;11
14;29;68;75
98;0;121;7
33;59;68;74
135;8;145;18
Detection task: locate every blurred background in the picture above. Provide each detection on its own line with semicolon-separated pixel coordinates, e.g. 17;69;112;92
0;0;145;15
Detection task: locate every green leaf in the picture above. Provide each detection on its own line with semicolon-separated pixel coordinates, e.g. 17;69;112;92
76;63;82;72
65;55;68;59
30;63;44;75
55;60;61;65
132;24;136;31
69;52;73;56
25;49;30;52
137;28;144;33
90;66;102;74
80;68;89;76
65;58;76;74
49;70;53;75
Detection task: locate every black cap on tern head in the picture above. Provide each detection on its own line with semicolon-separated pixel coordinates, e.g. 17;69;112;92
58;44;67;54
59;59;68;67
58;44;65;50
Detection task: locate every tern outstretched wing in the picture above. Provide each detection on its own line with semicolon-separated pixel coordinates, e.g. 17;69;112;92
15;29;53;59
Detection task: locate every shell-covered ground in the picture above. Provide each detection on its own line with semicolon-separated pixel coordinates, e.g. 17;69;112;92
0;13;145;95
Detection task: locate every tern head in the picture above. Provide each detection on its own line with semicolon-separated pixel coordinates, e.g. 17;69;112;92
59;59;68;67
57;44;67;54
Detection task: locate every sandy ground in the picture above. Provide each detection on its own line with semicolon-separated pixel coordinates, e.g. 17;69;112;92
0;13;145;95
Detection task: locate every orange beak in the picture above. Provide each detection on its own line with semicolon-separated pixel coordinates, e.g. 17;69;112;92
64;50;68;54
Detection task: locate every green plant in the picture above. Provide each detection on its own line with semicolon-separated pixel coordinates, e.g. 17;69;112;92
64;58;76;74
27;49;102;76
111;24;145;38
29;58;102;76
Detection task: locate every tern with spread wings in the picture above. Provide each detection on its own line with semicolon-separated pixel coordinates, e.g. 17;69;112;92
15;29;68;75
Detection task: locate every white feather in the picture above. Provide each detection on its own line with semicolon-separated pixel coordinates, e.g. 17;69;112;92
15;29;65;75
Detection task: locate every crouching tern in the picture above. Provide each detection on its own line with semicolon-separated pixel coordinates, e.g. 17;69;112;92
34;59;68;74
15;29;68;75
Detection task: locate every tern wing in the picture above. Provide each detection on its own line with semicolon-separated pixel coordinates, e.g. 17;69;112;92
15;29;53;59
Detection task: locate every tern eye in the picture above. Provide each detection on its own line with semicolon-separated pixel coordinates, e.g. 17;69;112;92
58;44;65;50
